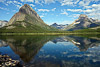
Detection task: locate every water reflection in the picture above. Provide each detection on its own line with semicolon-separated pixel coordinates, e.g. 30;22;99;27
0;35;100;67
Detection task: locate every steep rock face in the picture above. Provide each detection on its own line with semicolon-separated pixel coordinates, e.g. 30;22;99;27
51;23;68;29
5;4;54;30
0;20;8;28
65;14;100;31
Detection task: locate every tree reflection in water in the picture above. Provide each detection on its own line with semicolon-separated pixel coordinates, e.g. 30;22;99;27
0;35;100;67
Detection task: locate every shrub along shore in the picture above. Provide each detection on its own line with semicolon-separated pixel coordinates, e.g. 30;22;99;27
0;32;100;35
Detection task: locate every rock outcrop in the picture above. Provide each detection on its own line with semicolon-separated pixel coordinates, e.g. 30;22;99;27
5;4;54;31
0;20;8;28
51;23;68;29
64;14;100;31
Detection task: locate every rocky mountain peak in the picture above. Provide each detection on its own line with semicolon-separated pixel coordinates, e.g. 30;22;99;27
52;23;58;26
78;14;88;19
19;4;32;11
19;4;37;16
64;14;100;31
51;23;68;29
19;4;41;19
79;14;88;17
4;4;54;30
0;20;8;28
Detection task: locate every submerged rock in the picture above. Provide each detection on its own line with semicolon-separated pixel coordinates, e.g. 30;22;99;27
0;54;23;67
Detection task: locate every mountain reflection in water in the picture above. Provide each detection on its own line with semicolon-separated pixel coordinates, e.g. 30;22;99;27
0;35;100;67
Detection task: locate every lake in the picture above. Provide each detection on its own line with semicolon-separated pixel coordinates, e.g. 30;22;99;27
0;35;100;67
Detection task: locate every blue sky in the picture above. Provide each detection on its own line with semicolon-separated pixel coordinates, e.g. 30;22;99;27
0;0;100;25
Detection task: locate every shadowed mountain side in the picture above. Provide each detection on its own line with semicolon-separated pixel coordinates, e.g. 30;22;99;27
64;14;100;31
0;4;56;33
0;36;56;62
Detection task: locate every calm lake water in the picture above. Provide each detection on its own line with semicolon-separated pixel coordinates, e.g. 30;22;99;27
0;35;100;67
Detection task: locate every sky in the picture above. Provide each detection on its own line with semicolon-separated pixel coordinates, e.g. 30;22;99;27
0;0;100;25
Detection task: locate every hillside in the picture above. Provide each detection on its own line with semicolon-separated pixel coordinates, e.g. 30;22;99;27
64;14;100;31
0;4;56;33
73;26;100;33
0;20;8;28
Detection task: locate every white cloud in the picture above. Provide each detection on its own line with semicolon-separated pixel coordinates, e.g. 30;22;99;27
35;8;37;10
7;1;22;9
19;0;99;7
67;8;95;13
0;7;9;11
0;0;6;2
61;11;68;16
40;15;44;18
7;1;13;4
14;1;22;5
21;0;34;2
12;10;17;12
67;9;83;12
7;1;22;5
44;0;55;4
79;0;90;7
60;0;80;6
28;0;34;2
61;20;73;24
92;4;100;8
51;8;56;11
6;12;9;14
70;14;80;18
84;9;95;13
30;4;35;7
66;4;100;19
16;5;22;8
46;20;72;25
38;9;50;12
61;1;74;6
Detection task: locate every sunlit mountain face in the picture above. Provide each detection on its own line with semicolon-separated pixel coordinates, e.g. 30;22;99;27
0;0;100;25
0;35;100;67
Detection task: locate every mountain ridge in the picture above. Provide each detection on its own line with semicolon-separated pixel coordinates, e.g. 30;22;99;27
50;23;68;29
3;4;55;32
0;20;8;28
64;14;100;31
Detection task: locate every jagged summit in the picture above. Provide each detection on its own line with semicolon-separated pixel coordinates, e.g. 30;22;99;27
4;4;55;31
79;14;88;18
51;23;68;29
19;4;40;18
64;14;100;31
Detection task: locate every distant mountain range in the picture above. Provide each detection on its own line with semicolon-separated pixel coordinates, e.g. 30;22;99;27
1;4;56;32
64;14;100;31
0;4;100;33
0;20;8;28
50;23;68;29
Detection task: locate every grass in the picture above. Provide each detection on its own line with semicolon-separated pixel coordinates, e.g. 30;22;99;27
1;24;100;35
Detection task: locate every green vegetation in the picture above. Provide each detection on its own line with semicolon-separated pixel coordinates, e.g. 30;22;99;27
0;28;100;35
72;28;100;33
1;22;100;35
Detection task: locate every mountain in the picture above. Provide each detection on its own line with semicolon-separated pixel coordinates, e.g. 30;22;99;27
50;23;68;29
2;4;55;32
64;14;100;31
0;20;8;28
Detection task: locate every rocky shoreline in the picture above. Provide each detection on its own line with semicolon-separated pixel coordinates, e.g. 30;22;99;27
0;54;23;67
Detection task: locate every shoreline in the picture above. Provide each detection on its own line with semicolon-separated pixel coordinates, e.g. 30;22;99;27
0;32;100;35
